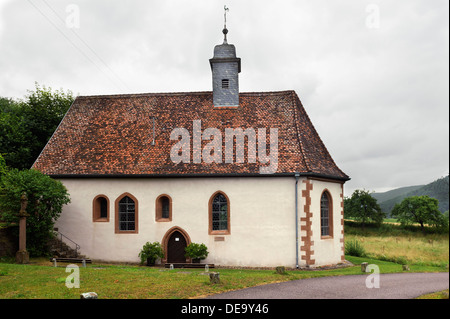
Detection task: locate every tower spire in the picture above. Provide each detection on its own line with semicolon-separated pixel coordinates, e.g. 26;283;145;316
223;5;229;44
210;5;241;107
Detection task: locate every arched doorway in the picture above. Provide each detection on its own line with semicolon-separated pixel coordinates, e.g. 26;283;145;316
162;227;191;264
167;231;187;263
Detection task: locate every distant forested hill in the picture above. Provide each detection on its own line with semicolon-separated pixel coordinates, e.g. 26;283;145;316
372;175;449;216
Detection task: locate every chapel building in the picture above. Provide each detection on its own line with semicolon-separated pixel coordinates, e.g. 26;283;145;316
33;23;349;268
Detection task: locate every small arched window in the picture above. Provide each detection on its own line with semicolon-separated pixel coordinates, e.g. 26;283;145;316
93;195;109;222
209;191;230;235
156;194;172;222
115;193;138;233
320;191;333;238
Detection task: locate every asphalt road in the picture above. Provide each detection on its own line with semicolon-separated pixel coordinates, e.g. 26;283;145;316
205;272;449;299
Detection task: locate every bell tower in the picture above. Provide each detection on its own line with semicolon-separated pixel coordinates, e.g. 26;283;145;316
209;6;241;107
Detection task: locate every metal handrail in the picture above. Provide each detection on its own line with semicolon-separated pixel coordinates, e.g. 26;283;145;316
55;231;80;255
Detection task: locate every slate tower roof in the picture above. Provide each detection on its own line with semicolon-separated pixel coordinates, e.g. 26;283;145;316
209;24;241;107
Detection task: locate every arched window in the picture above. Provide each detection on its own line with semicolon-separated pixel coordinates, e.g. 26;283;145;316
209;191;230;235
115;193;138;233
93;195;109;222
156;194;172;222
320;191;333;238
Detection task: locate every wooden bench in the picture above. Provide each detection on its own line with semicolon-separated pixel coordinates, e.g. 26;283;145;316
50;257;92;264
164;263;214;269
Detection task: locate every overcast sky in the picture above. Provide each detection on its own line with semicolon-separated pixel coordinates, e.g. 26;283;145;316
0;0;448;195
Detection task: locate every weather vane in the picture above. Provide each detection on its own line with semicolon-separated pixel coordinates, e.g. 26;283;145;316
223;5;229;44
224;5;229;29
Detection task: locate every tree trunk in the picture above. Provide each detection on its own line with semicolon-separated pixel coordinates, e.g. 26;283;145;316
420;222;425;235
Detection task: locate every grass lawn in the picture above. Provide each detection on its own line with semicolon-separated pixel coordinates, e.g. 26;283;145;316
416;289;449;299
345;234;449;266
0;256;447;299
344;222;449;267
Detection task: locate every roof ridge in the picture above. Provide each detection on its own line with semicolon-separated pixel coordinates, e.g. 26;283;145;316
291;91;349;180
291;91;311;172
239;90;296;96
75;90;297;100
76;91;213;99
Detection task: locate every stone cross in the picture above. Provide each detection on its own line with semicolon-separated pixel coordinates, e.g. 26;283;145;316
15;192;30;264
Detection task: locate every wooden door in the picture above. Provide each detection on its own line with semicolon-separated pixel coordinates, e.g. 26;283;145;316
167;230;187;263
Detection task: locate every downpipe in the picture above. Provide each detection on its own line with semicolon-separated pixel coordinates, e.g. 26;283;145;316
295;173;300;269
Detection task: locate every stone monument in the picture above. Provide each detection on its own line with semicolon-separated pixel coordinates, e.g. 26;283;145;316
15;192;29;264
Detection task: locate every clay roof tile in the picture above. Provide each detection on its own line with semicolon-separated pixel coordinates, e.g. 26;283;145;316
32;90;349;181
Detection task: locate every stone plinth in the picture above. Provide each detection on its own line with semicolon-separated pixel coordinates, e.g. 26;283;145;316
15;250;29;264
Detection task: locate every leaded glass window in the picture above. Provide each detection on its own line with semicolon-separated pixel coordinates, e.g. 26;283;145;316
212;193;228;231
321;192;330;236
119;196;135;231
161;196;170;219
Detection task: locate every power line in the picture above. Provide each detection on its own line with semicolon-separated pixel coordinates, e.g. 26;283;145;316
41;0;131;91
26;0;129;92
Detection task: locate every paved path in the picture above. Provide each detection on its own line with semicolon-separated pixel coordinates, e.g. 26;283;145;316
206;272;449;299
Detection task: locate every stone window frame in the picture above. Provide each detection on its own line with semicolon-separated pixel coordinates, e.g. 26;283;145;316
320;189;333;239
115;192;139;234
208;191;231;235
92;195;110;222
155;194;172;222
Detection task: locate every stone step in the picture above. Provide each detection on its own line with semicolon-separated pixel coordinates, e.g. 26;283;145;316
47;236;87;259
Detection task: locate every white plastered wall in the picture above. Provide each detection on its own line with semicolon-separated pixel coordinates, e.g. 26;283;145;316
55;176;344;267
307;179;344;266
56;177;296;267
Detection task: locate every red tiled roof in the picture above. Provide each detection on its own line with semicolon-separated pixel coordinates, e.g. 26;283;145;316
32;90;349;180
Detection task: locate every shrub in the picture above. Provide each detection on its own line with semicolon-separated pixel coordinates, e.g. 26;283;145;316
138;242;164;265
184;243;209;261
345;239;367;257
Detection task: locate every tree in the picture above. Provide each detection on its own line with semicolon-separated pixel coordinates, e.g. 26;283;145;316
0;83;74;169
391;196;448;233
0;154;7;177
0;168;71;256
344;189;385;228
0;98;32;169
